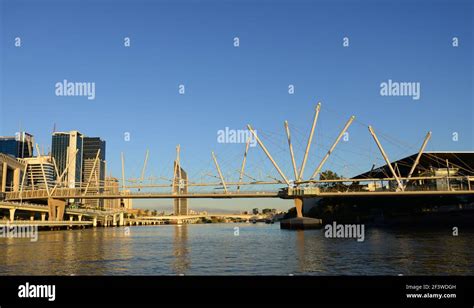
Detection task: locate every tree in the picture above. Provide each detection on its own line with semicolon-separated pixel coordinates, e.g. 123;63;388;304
319;170;344;190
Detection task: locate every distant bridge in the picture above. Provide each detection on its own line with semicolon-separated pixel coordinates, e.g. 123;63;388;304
0;201;257;227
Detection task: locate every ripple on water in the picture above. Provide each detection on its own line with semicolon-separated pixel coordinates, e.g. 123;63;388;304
1;224;474;275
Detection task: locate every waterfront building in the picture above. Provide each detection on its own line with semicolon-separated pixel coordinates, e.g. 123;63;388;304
0;153;23;192
0;132;34;158
354;151;474;191
51;131;83;188
103;177;133;210
104;176;120;209
302;151;474;224
121;190;133;210
20;156;55;189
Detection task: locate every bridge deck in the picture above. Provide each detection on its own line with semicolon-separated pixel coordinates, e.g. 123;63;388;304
0;220;93;227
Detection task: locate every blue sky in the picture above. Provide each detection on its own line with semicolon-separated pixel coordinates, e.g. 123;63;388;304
1;0;473;211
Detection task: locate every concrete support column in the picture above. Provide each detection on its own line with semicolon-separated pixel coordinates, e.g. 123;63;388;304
119;212;124;226
9;208;15;222
295;197;303;218
41;213;46;221
78;215;82;222
112;214;117;227
69;216;74;222
30;216;34;221
104;216;108;227
48;199;66;221
1;162;7;193
13;168;20;192
92;217;97;227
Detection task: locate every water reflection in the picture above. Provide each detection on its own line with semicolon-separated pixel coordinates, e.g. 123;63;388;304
1;224;474;275
172;225;189;274
296;230;305;272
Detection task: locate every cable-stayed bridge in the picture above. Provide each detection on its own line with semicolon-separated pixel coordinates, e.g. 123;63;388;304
1;103;473;226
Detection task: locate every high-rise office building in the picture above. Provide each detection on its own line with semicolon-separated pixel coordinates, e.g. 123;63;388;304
82;137;106;186
51;131;83;188
82;137;106;208
173;161;188;216
0;132;34;158
104;176;120;209
104;177;133;210
121;191;133;210
82;137;106;161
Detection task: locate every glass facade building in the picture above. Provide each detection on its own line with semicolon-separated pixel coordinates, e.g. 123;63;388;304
82;137;106;208
83;137;106;160
82;137;106;185
51;131;83;188
0;132;34;158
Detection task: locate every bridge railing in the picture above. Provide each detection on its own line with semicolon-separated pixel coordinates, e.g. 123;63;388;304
5;175;473;200
5;187;83;200
291;175;474;195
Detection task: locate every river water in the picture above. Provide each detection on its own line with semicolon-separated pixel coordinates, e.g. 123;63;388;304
0;223;473;275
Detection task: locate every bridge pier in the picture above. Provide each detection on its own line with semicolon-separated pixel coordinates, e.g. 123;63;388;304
295;197;303;218
13;168;20;192
1;162;7;193
48;199;66;221
280;197;322;230
119;213;124;226
9;208;15;222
